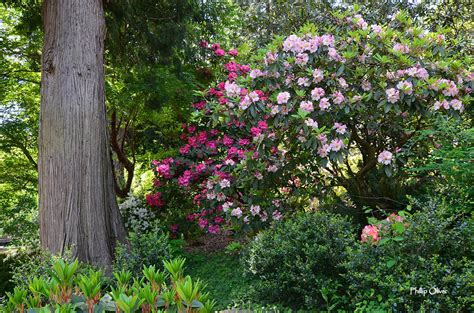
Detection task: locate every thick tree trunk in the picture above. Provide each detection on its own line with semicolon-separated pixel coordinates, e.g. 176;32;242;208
39;0;126;266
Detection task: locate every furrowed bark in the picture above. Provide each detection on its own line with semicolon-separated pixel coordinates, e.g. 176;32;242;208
39;0;126;266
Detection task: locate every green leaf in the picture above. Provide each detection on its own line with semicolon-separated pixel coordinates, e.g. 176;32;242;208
336;64;345;76
295;89;306;97
392;222;405;234
386;259;396;268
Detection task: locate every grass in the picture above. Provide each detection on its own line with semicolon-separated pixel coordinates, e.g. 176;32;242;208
182;251;255;310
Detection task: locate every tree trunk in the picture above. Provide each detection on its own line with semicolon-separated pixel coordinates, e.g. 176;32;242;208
39;0;126;266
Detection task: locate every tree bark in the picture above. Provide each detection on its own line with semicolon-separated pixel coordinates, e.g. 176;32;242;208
39;0;126;266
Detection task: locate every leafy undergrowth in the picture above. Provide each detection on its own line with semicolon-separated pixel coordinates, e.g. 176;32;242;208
183;251;254;310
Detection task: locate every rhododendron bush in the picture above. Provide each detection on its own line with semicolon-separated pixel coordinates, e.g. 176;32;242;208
148;10;472;233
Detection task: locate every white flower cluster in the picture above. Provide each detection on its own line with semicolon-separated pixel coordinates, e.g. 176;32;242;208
119;194;155;233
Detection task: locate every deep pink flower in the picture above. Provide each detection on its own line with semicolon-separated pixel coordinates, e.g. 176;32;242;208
179;145;190;154
251;127;262;137
224;61;239;72
239;64;250;73
146;192;165;208
257;120;268;130
198;218;209;228
156;164;171;178
223;135;233;146
215;48;225;57
217;81;225;90
228;72;237;81
208;224;220;234
228;48;238;56
239;138;250;145
170;224;179;233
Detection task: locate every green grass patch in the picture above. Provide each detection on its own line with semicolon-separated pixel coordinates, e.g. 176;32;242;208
183;251;254;310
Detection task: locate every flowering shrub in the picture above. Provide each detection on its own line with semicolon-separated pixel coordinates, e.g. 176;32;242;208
345;199;473;311
119;194;156;233
360;212;408;244
149;9;472;233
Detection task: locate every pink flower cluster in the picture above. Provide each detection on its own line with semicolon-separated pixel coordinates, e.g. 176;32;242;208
146;192;165;208
361;213;408;244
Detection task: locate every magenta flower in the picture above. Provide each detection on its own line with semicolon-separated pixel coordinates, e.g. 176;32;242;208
228;48;238;57
215;48;225;57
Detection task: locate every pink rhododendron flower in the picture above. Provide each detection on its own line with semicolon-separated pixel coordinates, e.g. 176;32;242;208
257;120;268;129
377;150;393;165
318;144;330;158
250;205;261;216
251;127;262;137
146;192;165;208
231;207;242;218
297;77;310;87
338;77;348;89
393;43;409;54
386;88;400;103
321;34;334;46
198;218;209;228
329;138;344;151
214;48;225;56
313;69;324;83
277;91;291;104
450;99;464;111
219;179;231;189
333;122;347;134
332;91;345;105
396;81;413;95
156;164;171;178
224;81;241;97
295;53;309;65
272;211;283;220
386;213;404;223
319;97;330;110
328;47;342;61
228;48;238;56
224;61;239;72
305;118;318;128
371;24;382;35
267;165;279;172
208;224;220;234
249;91;260;102
361;225;380;243
300;101;314;113
311;87;325;100
361;80;372;91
